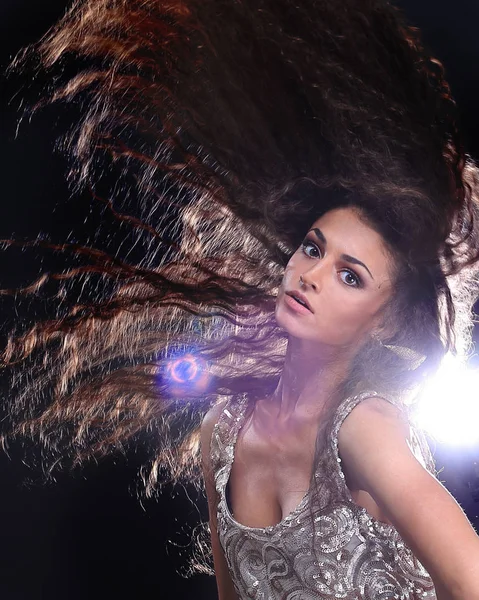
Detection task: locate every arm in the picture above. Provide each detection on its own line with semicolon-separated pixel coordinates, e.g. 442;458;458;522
200;402;240;600
338;397;479;600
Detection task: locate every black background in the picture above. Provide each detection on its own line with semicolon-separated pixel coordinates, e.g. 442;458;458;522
1;2;479;599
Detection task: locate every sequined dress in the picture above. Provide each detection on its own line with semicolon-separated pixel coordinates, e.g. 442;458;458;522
210;390;437;599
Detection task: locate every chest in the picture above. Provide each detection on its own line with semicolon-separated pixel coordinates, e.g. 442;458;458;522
223;403;391;528
226;409;319;528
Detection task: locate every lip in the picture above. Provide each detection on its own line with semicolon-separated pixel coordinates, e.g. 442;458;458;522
285;290;314;314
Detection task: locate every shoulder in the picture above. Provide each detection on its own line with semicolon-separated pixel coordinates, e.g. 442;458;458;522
200;398;230;464
338;395;410;442
337;395;412;490
337;397;479;592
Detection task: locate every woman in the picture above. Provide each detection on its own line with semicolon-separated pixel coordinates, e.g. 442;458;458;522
201;203;479;599
3;0;479;598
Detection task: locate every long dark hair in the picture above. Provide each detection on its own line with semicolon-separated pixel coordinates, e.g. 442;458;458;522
2;0;479;515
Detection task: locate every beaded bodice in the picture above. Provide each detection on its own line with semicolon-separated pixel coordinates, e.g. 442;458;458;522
210;390;437;599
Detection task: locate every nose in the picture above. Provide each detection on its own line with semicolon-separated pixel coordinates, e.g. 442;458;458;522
300;262;325;291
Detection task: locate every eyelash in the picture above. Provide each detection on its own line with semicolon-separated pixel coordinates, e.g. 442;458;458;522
301;240;363;289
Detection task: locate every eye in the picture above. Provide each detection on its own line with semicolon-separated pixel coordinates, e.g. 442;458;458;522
339;269;361;288
301;239;363;288
301;240;321;258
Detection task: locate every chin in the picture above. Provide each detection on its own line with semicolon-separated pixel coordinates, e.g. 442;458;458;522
274;304;295;335
274;304;315;340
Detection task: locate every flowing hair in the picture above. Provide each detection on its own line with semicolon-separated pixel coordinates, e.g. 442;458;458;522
2;0;479;572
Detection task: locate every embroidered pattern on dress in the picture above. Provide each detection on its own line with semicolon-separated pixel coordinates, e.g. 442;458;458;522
210;391;437;600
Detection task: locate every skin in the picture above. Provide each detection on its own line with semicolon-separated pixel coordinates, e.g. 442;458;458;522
272;206;393;422
201;207;479;600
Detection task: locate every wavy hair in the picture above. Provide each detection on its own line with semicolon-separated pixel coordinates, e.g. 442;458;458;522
2;0;479;530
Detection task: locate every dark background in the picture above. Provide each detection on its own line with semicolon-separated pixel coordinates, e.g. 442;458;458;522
1;2;479;599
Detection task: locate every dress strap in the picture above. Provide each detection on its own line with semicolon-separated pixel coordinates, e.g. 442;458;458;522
408;422;437;475
209;393;249;494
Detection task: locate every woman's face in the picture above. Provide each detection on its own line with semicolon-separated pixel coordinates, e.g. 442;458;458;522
275;207;394;350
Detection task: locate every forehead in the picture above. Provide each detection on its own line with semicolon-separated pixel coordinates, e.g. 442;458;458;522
309;207;392;275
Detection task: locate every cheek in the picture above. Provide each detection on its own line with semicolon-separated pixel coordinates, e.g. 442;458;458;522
319;293;380;341
336;296;384;336
280;258;300;287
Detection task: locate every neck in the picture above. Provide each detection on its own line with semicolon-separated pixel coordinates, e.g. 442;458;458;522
269;337;356;422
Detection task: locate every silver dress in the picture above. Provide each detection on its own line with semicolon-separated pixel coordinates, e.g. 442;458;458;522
210;390;437;599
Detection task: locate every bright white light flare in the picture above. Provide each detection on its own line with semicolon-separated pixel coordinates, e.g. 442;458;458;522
412;353;479;446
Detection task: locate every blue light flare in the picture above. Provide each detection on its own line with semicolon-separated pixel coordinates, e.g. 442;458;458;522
163;350;210;396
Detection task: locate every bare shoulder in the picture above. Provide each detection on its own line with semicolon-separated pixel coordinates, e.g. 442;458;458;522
339;395;410;444
337;395;413;493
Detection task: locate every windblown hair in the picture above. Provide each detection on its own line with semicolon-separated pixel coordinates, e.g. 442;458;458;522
2;0;479;522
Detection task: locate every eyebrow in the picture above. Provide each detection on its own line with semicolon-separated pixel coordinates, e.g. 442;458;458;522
309;227;374;280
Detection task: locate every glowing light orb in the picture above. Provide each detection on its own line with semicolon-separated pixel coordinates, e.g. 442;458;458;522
412;353;479;446
169;355;200;383
164;352;210;395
